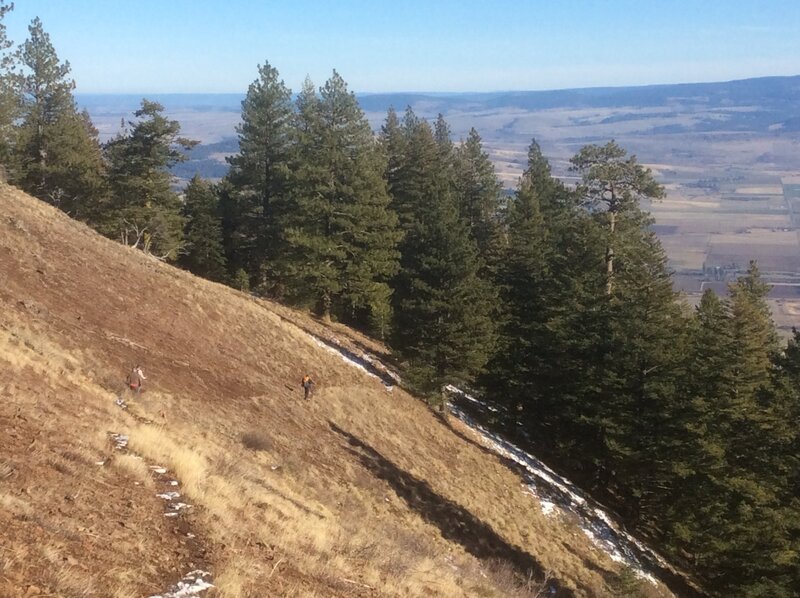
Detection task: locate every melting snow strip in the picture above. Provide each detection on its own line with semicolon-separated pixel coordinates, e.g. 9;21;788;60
446;390;670;588
310;337;398;389
148;569;213;598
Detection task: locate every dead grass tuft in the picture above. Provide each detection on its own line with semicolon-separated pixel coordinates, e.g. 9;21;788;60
0;492;33;516
0;460;16;480
111;453;154;488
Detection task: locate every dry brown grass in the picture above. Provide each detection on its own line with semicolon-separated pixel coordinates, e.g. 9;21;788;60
0;185;675;597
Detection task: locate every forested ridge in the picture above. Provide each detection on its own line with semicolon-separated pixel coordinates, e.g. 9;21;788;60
0;9;797;596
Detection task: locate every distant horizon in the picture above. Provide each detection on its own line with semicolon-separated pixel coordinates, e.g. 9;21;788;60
72;72;800;98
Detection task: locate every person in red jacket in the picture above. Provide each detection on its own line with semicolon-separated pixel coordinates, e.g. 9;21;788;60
126;365;146;395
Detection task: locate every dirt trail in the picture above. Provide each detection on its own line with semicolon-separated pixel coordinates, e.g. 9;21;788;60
108;430;214;597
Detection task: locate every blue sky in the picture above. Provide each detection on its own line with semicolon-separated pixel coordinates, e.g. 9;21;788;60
4;0;799;93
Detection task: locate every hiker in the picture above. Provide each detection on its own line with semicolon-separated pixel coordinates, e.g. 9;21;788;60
301;374;315;400
126;365;146;395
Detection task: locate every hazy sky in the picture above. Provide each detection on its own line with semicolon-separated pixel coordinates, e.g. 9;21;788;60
4;0;799;94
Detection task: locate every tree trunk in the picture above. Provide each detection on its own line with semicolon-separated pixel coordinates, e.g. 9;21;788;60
320;291;331;322
606;209;616;295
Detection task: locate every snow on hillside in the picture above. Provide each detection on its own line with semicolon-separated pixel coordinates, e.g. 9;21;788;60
306;330;696;595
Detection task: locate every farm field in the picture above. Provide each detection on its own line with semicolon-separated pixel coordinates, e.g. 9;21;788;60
645;171;800;334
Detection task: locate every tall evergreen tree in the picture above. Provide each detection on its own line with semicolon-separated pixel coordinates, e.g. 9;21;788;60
570;141;664;294
486;140;599;426
104;99;197;260
180;175;227;281
392;191;496;398
13;17;105;217
0;0;18;174
454;127;503;264
388;110;495;398
284;72;401;334
698;265;798;596
224;61;292;292
594;204;688;519
380;106;405;196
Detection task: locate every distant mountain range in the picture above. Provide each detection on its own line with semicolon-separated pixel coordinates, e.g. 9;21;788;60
78;74;800;132
76;74;800;183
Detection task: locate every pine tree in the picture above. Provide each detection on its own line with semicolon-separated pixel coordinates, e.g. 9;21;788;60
180;176;226;281
380;106;405;195
486;139;609;467
13;18;105;217
570;141;664;294
488;142;577;393
282;77;340;313
225;61;292;292
392;192;496;397
663;267;799;595
388;110;495;398
284;72;401;334
104;99;197;260
454;127;503;265
596;204;688;521
0;0;18;174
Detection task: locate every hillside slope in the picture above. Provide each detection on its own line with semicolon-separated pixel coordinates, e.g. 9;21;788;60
0;186;667;597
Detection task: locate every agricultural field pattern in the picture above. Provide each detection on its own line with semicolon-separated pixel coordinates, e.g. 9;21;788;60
78;75;800;333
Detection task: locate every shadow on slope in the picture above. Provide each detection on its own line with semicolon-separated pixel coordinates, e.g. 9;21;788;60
329;421;571;597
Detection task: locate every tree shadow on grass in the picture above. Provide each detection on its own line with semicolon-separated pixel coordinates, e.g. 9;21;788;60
329;421;572;597
431;410;501;459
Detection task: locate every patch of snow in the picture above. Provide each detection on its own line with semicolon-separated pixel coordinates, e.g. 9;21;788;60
360;353;403;384
157;491;181;500
169;480;179;486
540;500;556;516
311;337;396;390
447;392;671;589
150;466;167;474
149;569;213;598
109;433;128;450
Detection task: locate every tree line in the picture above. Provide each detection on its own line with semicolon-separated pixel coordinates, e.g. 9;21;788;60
0;10;797;596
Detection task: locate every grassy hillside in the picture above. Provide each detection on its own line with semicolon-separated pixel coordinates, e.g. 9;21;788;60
0;185;668;597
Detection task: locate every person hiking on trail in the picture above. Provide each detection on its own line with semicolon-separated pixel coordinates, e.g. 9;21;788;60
126;365;146;395
301;374;315;400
